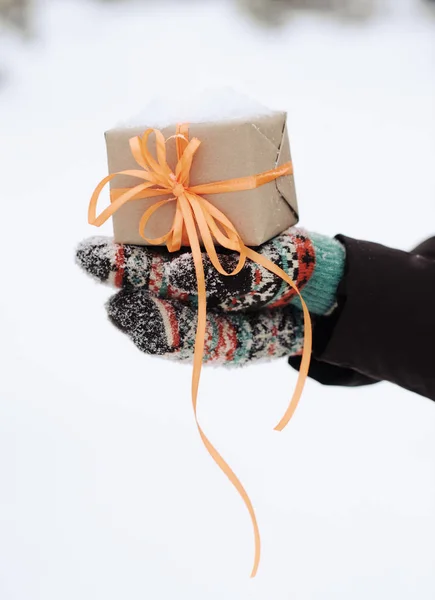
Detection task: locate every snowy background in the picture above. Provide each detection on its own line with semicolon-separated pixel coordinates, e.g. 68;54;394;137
1;0;435;598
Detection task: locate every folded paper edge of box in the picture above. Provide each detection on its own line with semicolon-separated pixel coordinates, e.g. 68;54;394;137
276;119;299;222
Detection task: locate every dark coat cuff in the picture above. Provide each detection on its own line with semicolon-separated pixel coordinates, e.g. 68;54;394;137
290;235;435;401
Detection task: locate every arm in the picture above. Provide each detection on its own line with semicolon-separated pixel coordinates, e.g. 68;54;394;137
290;236;435;400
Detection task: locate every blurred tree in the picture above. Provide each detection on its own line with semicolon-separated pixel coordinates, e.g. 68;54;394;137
237;0;376;25
0;0;32;89
0;0;31;33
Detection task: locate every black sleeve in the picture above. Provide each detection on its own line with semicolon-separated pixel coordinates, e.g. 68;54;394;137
289;236;435;401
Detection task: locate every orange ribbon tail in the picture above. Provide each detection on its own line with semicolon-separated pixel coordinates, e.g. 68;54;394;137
88;124;311;577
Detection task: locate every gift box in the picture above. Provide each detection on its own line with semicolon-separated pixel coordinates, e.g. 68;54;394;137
104;110;298;247
88;95;310;578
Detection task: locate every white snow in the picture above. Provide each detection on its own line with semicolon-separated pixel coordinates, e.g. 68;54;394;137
0;1;435;599
117;86;276;129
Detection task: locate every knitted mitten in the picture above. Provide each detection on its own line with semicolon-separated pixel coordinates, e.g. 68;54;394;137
107;289;303;365
77;228;345;316
77;228;345;365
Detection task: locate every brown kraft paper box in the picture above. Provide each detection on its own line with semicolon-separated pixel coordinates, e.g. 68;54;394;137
105;111;298;247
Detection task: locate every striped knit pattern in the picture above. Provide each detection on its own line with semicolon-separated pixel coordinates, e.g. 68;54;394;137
77;229;345;365
77;228;345;316
106;290;304;366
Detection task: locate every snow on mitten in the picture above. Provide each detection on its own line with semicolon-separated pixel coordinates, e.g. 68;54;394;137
77;228;345;316
106;288;304;365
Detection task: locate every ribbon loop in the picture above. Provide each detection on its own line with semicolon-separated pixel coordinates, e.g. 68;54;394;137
89;125;311;578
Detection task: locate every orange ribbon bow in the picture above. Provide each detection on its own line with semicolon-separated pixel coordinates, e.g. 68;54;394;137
88;124;312;577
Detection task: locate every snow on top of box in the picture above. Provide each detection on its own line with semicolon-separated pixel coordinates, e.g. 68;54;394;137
116;88;276;129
